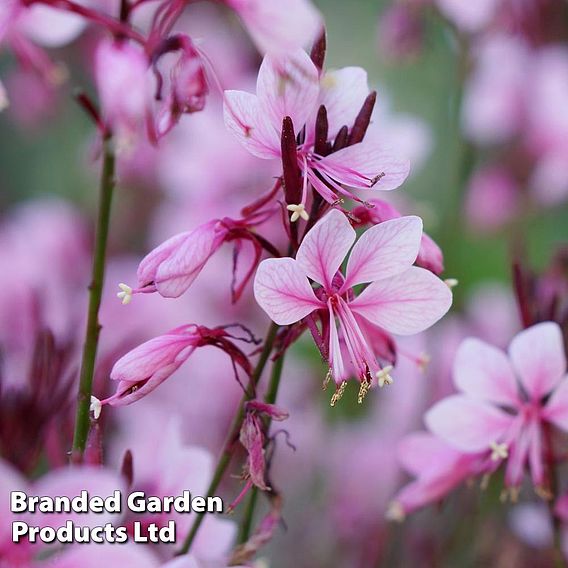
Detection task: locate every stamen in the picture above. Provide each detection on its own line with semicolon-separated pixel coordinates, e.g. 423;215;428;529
0;88;8;112
386;501;405;522
444;278;459;288
480;474;491;490
376;366;394;388
535;486;553;501
286;203;309;222
370;172;386;186
417;352;430;372
500;487;520;503
330;380;347;407
90;396;102;420
117;283;133;305
322;368;332;391
357;379;371;404
489;441;508;461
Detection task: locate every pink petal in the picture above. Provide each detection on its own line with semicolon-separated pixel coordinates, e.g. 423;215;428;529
296;209;355;289
49;543;159;568
397;432;465;477
542;377;568;431
256;50;319;135
223;90;280;159
416;233;445;275
319;67;369;140
240;413;268;490
453;338;519;406
343;216;422;288
425;395;513;453
508;322;567;400
318;139;410;191
254;258;323;325
154;221;225;297
137;230;190;287
349;266;452;335
229;0;322;54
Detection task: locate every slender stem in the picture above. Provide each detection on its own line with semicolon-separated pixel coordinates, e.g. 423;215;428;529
176;322;279;556
237;352;286;544
71;137;116;459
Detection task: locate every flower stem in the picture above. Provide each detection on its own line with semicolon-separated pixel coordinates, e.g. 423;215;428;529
71;137;116;459
177;321;279;556
237;352;286;544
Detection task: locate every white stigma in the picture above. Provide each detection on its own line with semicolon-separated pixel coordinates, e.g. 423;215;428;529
444;278;459;289
90;396;102;420
489;441;508;461
286;203;309;222
376;366;394;388
386;501;405;522
417;352;431;372
117;283;133;305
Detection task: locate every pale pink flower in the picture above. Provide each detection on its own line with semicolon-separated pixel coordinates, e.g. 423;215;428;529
435;0;499;33
226;0;322;54
224;50;410;214
104;324;253;407
464;165;520;231
103;325;202;406
128;211;275;302
254;210;452;396
426;322;568;492
461;35;528;145
388;432;483;520
94;38;152;143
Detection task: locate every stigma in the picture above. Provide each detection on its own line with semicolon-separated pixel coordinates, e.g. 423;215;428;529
376;366;394;388
117;283;133;305
286;203;309;222
489;441;508;461
90;396;102;420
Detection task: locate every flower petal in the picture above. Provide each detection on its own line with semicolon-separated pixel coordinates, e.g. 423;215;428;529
254;258;323;325
256;50;319;134
425;395;513;453
223;90;280;159
318;139;410;191
344;216;422;288
542;377;568;432
508;321;567;400
296;209;355;289
453;338;519;406
319;67;369;140
349;266;452;335
154;221;225;298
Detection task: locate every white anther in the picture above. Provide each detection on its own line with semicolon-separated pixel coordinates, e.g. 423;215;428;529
117;283;133;305
376;366;394;388
444;278;459;289
386;501;405;522
286;203;309;222
90;396;102;420
489;441;508;461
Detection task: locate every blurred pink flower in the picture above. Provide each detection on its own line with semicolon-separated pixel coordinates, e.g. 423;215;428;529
426;322;568;491
224;50;410;213
388;432;483;519
464;165;520;231
436;0;499;33
226;0;322;54
95;38;152;144
461;35;527;145
254;210;452;393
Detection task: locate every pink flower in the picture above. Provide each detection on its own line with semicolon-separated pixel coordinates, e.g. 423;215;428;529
224;50;410;218
226;0;322;54
103;325;253;407
388;432;484;520
435;0;499;33
95;38;152;144
426;322;568;493
254;210;452;400
125;211;276;302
